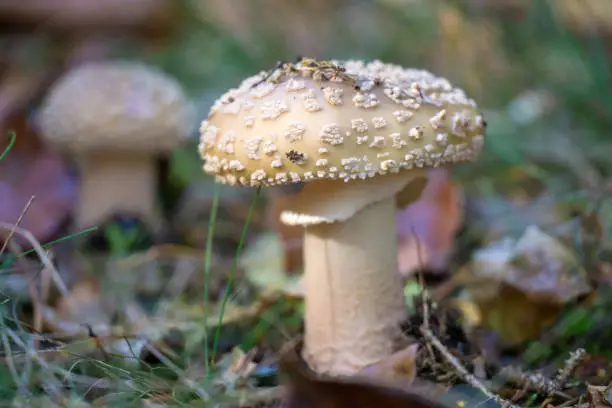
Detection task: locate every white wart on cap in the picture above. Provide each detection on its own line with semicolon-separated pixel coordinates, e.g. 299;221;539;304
199;59;486;187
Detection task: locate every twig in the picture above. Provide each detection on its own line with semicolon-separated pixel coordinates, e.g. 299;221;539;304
420;325;521;408
554;348;586;387
0;195;34;259
499;348;586;397
410;226;437;363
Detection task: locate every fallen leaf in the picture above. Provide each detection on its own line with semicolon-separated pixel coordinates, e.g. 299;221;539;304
215;347;258;390
458;225;592;346
0;123;77;245
586;384;612;408
44;278;114;338
574;355;612;386
279;346;446;408
396;168;464;276
360;343;419;388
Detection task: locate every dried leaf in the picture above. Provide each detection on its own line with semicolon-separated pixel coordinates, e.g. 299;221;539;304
279;347;445;408
216;347;258;389
460;226;592;346
586;384;612;408
0;128;76;244
574;355;612;386
396;168;464;276
360;343;419;388
45;278;114;338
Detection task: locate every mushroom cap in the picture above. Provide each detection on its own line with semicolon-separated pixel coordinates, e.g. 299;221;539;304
38;61;195;153
199;58;486;187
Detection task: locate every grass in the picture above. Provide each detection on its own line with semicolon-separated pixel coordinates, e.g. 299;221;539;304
202;183;220;376
209;187;261;367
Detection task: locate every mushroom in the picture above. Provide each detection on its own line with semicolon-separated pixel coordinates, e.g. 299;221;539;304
198;58;486;376
38;61;194;230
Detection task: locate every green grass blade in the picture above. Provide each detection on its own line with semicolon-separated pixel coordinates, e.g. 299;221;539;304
0;131;16;162
202;183;220;376
0;227;98;270
210;187;261;366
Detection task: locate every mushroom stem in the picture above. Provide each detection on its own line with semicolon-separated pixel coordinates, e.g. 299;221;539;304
302;196;407;376
75;151;158;229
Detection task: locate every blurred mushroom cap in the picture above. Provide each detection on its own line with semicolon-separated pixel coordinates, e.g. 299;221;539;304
38;60;195;153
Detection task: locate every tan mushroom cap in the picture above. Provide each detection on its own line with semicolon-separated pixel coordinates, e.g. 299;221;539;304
39;61;194;153
199;59;486;187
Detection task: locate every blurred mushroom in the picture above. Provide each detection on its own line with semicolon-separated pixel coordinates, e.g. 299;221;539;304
38;61;194;230
198;58;487;376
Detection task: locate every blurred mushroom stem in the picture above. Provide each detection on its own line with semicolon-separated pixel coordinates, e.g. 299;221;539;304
302;196;407;375
75;151;158;230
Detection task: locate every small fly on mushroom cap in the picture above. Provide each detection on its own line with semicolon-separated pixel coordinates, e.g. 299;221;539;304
38;61;194;230
199;58;486;376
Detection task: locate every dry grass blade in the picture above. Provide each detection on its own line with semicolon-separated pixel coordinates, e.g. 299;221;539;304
0;195;34;259
0;221;69;297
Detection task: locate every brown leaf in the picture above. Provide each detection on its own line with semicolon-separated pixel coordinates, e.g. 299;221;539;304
461;226;593;346
0;124;77;244
396;168;464;276
46;278;114;337
360;343;419;388
574;355;612;386
586;384;612;408
279;347;446;408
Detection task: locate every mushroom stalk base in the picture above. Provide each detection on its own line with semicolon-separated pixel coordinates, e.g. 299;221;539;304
302;196;407;376
76;152;158;230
